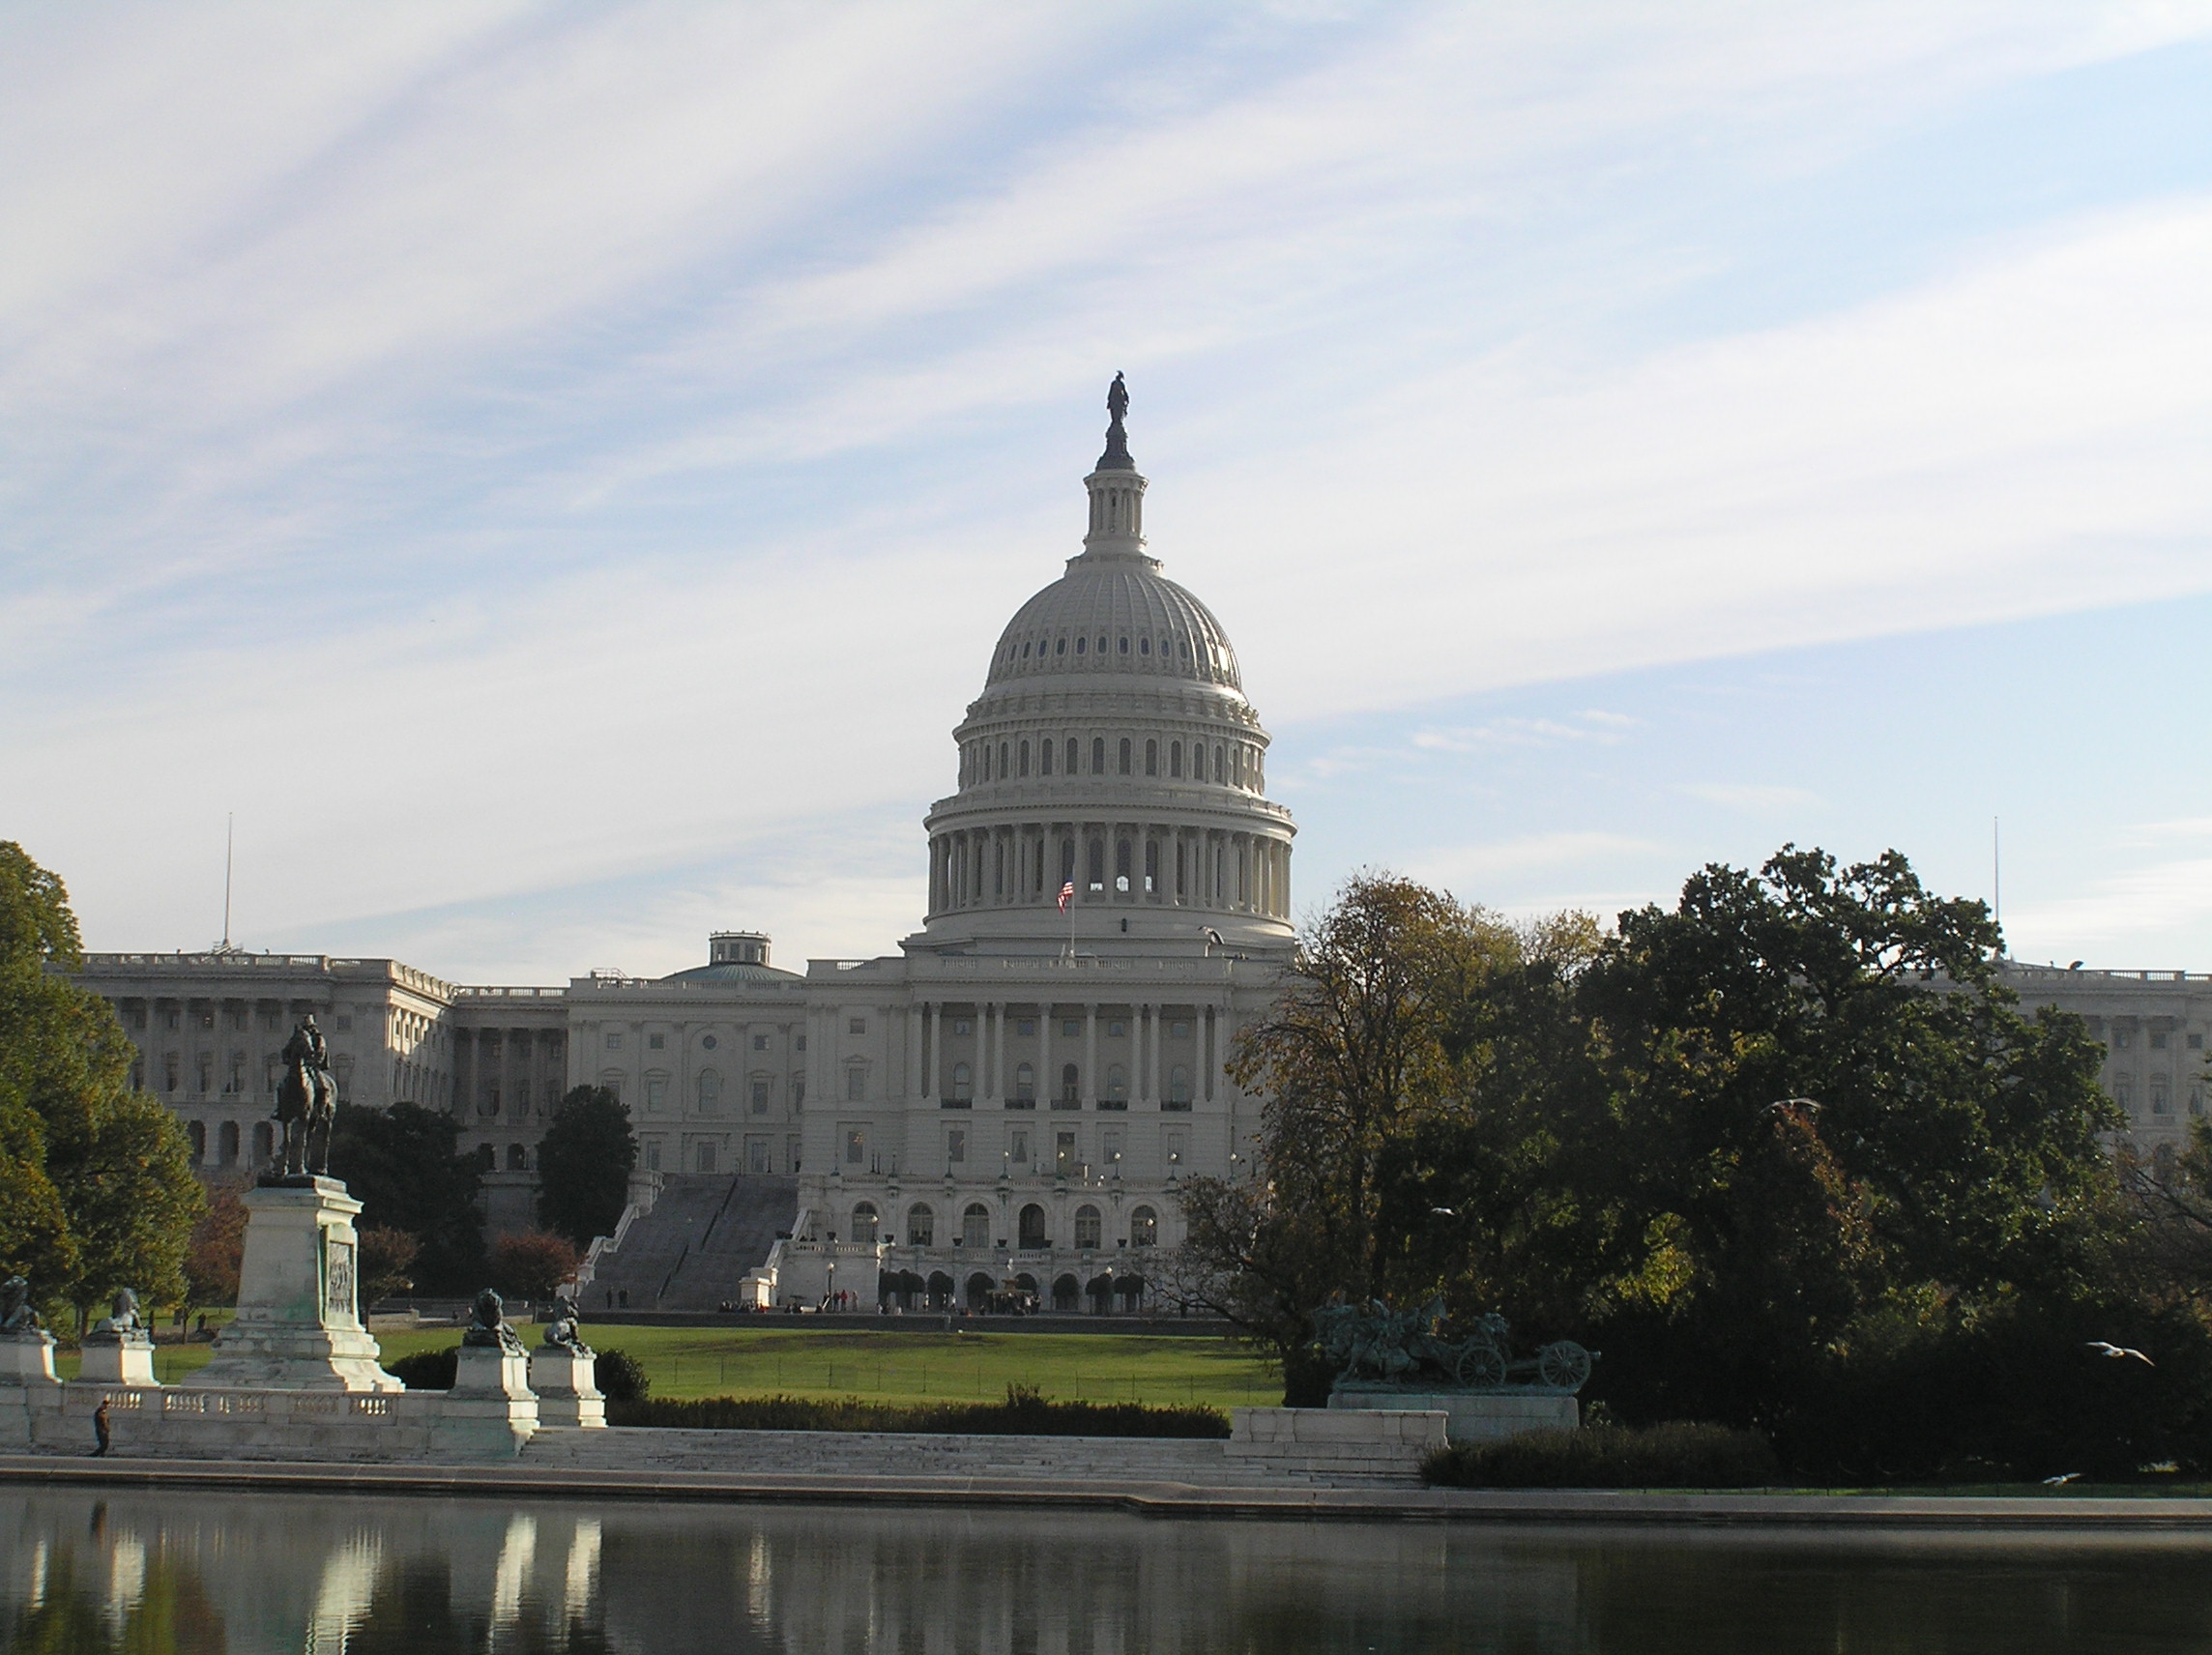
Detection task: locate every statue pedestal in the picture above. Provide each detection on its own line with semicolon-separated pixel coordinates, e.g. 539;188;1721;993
431;1344;538;1458
528;1347;605;1428
77;1332;158;1387
0;1330;60;1387
184;1176;398;1392
1328;1387;1577;1443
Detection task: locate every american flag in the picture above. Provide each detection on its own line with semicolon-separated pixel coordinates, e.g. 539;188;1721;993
1058;881;1075;912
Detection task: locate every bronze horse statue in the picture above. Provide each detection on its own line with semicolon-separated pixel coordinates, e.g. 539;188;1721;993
274;1015;338;1177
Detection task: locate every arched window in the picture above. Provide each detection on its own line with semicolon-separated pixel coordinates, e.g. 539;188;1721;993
999;741;1008;778
1145;840;1158;894
1168;1064;1192;1106
1106;1062;1128;1102
2152;1076;2171;1115
1214;744;1225;781
1061;839;1076;888
1019;740;1031;776
1019;1204;1048;1249
187;1120;206;1163
252;1121;274;1164
2116;1076;2136;1112
851;1202;880;1243
1074;1205;1102;1249
1056;636;1066;655
1131;1205;1158;1247
1014;1061;1035;1102
507;1144;528;1172
1091;736;1106;773
1061;1063;1079;1104
1118;635;1129;654
1119;738;1131;774
907;1204;935;1246
696;1068;720;1114
1076;635;1087;654
1170;740;1183;777
961;1203;991;1248
218;1120;240;1165
1053;1273;1080;1311
1116;840;1131;892
1193;743;1207;781
1146;740;1157;775
1089;840;1105;890
951;1060;973;1101
1064;738;1078;773
1040;739;1053;776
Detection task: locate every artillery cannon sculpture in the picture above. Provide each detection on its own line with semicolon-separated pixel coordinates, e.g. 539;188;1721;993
1315;1296;1594;1395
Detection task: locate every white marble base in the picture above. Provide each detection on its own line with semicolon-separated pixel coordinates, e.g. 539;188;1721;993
528;1347;605;1429
433;1345;538;1457
1328;1388;1578;1442
0;1332;60;1386
77;1336;159;1387
186;1177;399;1392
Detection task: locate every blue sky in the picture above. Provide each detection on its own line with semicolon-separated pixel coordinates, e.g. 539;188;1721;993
5;4;2211;982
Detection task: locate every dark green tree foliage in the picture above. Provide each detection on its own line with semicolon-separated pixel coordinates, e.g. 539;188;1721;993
536;1086;637;1246
0;843;202;1322
1200;850;2200;1480
327;1101;484;1294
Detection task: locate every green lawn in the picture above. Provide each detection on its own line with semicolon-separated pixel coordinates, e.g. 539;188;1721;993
59;1322;1284;1410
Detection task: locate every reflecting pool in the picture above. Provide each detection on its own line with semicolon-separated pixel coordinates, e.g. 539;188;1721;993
6;1486;2212;1653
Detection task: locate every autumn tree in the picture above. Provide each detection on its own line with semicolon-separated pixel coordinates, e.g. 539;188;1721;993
490;1230;580;1302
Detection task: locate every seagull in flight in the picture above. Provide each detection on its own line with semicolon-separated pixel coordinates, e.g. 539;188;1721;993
1431;1206;1458;1216
2086;1341;2154;1365
2043;1472;2081;1486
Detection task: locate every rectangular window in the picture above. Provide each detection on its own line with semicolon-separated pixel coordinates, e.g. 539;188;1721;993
751;1078;771;1114
793;1073;806;1109
1062;1019;1080;1037
644;1138;662;1171
649;1032;665;1050
1102;1126;1124;1167
695;1141;717;1173
946;1128;967;1164
1018;1019;1035;1036
746;1135;770;1173
845;1128;866;1165
605;1032;623;1051
1010;1126;1031;1163
846;1067;865;1102
1164;1127;1187;1166
645;1073;668;1114
796;1034;806;1052
1108;1019;1127;1037
1056;1130;1077;1175
788;1134;802;1171
752;1033;769;1051
2192;1033;2205;1051
953;1018;973;1035
1171;1020;1190;1039
335;1015;352;1032
848;1018;866;1036
2152;1031;2169;1051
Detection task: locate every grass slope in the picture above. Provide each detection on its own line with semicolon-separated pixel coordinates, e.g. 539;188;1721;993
63;1322;1281;1410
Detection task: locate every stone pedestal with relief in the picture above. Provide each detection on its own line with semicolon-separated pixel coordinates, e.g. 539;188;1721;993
184;1176;400;1392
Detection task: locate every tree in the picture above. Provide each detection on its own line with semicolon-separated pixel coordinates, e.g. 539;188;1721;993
0;843;203;1325
327;1102;484;1294
184;1180;250;1308
490;1230;580;1301
357;1226;421;1303
536;1086;637;1246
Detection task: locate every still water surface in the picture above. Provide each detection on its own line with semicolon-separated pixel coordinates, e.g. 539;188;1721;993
5;1485;2211;1653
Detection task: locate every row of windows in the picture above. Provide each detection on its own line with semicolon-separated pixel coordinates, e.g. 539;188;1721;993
943;1060;1194;1105
2113;1075;2205;1116
960;734;1261;791
932;823;1288;917
608;1069;808;1115
186;1118;275;1167
604;1031;804;1053
999;630;1224;671
844;1200;1159;1250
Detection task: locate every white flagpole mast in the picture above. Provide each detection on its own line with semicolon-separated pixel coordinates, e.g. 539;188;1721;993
221;813;234;951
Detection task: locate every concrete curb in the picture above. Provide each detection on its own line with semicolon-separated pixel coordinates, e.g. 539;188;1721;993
8;1455;2212;1526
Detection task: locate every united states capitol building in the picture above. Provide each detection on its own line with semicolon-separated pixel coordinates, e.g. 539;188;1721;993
72;391;2211;1311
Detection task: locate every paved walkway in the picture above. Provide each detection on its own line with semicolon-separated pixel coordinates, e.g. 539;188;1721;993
9;1455;2212;1526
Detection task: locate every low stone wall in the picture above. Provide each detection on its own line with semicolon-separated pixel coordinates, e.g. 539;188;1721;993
1226;1407;1447;1481
1328;1390;1579;1443
0;1381;537;1463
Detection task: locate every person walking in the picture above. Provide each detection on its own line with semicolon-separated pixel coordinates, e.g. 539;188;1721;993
92;1398;111;1458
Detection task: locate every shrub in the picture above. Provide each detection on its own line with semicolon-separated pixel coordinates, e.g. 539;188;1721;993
1423;1422;1782;1489
594;1347;650;1403
610;1382;1229;1438
387;1346;458;1390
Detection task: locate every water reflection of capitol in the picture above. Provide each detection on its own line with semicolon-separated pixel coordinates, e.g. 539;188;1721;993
0;1488;1569;1653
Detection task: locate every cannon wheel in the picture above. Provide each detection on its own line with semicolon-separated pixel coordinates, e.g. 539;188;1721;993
1455;1340;1507;1389
1537;1341;1592;1392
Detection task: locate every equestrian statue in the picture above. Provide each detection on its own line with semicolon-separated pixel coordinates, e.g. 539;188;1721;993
274;1014;339;1177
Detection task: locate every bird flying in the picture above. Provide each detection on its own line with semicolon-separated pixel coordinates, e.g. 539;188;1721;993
2086;1341;2154;1365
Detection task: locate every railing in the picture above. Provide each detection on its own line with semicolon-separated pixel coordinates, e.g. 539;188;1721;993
452;985;567;999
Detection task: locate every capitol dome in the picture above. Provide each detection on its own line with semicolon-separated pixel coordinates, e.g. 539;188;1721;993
916;378;1294;954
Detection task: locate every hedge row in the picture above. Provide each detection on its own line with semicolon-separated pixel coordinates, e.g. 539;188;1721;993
609;1385;1230;1438
1423;1422;1783;1489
